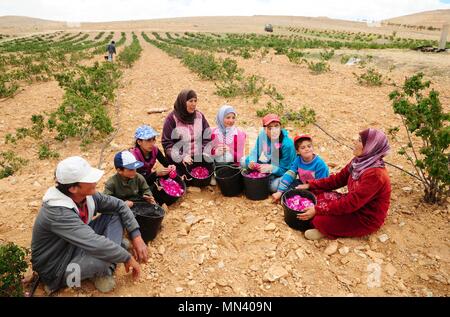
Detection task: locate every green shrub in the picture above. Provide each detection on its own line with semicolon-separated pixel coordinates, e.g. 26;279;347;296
354;68;383;86
389;73;450;203
0;151;28;179
0;242;29;297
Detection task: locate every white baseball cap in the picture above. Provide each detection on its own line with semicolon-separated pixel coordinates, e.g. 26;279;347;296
56;156;104;184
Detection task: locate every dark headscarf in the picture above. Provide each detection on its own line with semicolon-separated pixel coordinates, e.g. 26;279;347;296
173;89;197;124
350;128;390;180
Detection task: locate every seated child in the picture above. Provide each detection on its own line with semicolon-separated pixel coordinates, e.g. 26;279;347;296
272;134;329;202
130;125;176;186
210;104;246;165
243;114;297;193
104;150;156;208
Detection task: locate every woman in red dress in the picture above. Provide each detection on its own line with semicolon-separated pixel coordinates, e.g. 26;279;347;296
297;128;391;240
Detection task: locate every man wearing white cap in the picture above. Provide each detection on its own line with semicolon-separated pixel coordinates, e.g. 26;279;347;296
31;156;148;293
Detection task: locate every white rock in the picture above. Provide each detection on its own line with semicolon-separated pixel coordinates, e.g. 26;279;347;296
158;246;165;255
218;261;225;269
197;253;205;265
402;187;412;193
264;223;276;231
324;241;339;256
295;248;305;260
338;246;350;255
378;234;390;243
263;264;289;282
384;263;397;277
175;287;183;293
366;250;385;260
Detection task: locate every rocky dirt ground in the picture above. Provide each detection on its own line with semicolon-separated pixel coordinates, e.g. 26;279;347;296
0;27;449;297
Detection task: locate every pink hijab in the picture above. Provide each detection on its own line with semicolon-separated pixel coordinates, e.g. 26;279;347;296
350;128;390;180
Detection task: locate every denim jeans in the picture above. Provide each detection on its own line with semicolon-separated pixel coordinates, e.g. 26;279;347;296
63;214;124;287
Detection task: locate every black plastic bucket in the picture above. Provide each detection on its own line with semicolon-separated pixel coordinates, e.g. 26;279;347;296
241;169;270;201
282;189;317;231
131;202;165;243
185;156;215;187
215;165;243;197
153;175;186;206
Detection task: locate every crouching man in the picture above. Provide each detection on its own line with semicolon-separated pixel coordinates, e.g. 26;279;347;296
31;156;148;294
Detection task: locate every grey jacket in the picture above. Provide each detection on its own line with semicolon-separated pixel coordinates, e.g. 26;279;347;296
31;187;140;290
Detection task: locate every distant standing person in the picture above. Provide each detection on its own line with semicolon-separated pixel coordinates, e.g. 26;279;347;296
106;41;116;62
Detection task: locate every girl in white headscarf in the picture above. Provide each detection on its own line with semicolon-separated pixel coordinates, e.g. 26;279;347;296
211;104;246;165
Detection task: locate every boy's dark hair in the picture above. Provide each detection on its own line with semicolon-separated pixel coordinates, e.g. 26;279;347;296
111;41;115;44
56;182;79;196
294;138;312;151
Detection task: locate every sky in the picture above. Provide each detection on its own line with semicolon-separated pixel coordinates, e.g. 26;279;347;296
0;0;449;23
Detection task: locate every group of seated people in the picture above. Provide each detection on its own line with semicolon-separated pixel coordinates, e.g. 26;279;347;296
30;89;392;293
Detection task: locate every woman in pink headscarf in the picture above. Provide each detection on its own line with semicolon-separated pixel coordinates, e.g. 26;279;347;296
297;128;392;240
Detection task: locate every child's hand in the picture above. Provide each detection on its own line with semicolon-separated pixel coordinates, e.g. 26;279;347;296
248;161;258;170
272;192;282;203
143;195;155;204
296;184;310;190
126;200;134;208
259;164;273;173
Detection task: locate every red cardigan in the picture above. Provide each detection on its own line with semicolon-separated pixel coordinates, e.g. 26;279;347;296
308;161;391;228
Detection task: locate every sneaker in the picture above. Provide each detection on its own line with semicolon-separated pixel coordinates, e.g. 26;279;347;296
210;176;217;186
93;275;116;293
304;229;324;240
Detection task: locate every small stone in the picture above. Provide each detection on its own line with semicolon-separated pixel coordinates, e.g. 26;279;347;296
217;279;228;287
385;263;397;277
9;178;17;185
338;246;350;255
28;201;40;207
419;273;429;281
263;264;289;282
175;287;183;293
218;261;225;269
187;187;201;193
295;248;305;260
180;202;190;209
402;187;412;193
264;223;276;231
187;280;196;286
432;274;448;284
399;222;406;227
208;282;216;289
324;241;339;256
197;253;205;265
378;234;389;243
366;250;385;260
33;181;41;187
239;216;246;224
158;246;165;255
266;251;276;258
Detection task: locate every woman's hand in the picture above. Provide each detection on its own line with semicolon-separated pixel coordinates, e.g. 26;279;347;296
156;167;171;176
272;191;282;203
182;155;193;166
125;200;134;208
297;206;316;221
296;183;310;190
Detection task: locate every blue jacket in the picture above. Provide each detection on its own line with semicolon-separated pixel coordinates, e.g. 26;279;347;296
245;129;296;177
278;154;329;192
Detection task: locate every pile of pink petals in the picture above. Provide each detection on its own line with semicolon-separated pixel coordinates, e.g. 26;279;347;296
285;195;314;211
244;171;269;179
160;178;184;197
190;166;210;179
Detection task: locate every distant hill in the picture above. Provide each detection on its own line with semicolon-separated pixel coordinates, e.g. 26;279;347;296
386;9;450;28
0;15;66;33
